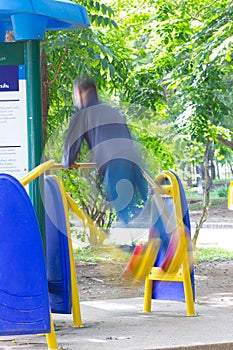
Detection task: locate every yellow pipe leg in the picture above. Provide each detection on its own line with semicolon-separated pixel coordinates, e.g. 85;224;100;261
228;181;233;210
68;234;83;327
143;276;153;312
182;256;195;316
46;313;58;350
53;177;83;327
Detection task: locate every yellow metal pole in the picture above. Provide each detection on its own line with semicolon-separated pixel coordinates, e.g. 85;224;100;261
228;181;233;210
182;256;196;316
20;160;55;186
53;162;96;170
162;171;195;316
67;228;84;327
143;276;153;312
53;177;83;328
45;313;58;350
66;193;107;244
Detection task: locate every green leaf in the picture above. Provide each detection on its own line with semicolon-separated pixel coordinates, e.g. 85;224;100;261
101;3;107;14
97;15;103;27
111;20;118;28
226;53;231;62
108;64;115;77
104;17;109;26
95;2;100;11
101;58;108;70
164;36;169;45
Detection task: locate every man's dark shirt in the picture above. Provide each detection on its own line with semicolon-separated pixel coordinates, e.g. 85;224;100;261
63;103;147;223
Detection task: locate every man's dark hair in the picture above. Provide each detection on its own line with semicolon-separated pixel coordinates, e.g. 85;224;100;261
73;76;98;107
73;76;96;92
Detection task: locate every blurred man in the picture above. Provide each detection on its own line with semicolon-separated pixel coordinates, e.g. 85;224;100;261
63;77;148;223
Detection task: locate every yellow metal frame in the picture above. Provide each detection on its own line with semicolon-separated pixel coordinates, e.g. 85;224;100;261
20;160;55;186
143;171;195;316
16;160;196;348
52;176;83;328
18;161;98;348
228;181;233;210
19;161;103;331
20;162;84;328
17;161;58;349
45;314;59;350
19;161;58;349
66;192;108;244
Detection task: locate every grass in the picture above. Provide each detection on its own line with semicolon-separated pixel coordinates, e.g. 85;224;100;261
194;247;233;262
213;178;233;185
185;178;231;203
188;197;226;211
74;245;131;265
186;191;227;201
74;245;233;266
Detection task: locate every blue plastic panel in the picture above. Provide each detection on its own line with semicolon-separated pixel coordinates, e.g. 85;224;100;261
0;174;50;335
0;0;90;41
45;176;72;314
152;172;195;302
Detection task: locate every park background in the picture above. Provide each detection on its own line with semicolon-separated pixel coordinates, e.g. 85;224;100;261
36;0;233;247
1;1;233;348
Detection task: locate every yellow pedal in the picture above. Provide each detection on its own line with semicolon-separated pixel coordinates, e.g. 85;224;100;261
121;238;161;285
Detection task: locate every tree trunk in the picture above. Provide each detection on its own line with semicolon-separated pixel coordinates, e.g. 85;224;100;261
192;139;210;247
209;146;215;188
195;165;203;194
187;166;192;188
203;139;211;207
229;162;233;176
216;161;220;179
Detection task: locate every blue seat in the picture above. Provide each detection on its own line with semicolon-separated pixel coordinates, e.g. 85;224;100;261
44;176;72;314
152;172;195;302
0;174;50;335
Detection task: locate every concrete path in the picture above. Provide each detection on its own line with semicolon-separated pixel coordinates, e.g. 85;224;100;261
1;220;232;349
0;297;233;350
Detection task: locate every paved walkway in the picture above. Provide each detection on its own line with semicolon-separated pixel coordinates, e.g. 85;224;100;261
0;297;233;350
1;220;232;349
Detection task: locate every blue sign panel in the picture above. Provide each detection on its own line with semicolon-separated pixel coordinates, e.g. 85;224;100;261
0;66;19;92
0;65;28;178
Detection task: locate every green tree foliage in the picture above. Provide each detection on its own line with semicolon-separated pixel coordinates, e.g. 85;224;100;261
43;1;138;240
44;0;233;241
45;0;233;161
43;0;131;137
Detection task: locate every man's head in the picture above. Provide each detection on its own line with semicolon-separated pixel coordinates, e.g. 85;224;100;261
73;77;98;109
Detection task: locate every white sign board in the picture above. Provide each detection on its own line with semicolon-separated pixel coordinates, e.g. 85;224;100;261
0;65;28;179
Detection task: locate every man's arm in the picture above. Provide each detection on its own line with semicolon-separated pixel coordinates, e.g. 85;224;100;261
62;113;85;168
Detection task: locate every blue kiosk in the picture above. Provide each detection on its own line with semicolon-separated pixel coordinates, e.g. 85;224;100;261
0;0;89;242
0;0;89;345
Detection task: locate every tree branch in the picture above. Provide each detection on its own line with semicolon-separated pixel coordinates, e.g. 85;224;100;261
192;139;210;248
191;0;219;20
48;44;69;86
217;135;233;149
